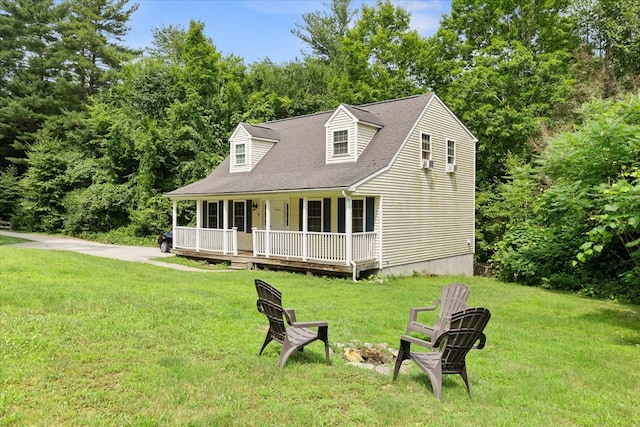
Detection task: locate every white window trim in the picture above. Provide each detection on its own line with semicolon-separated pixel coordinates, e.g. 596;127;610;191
446;138;456;165
307;199;324;232
235;142;246;166
206;201;219;229
332;129;350;157
352;198;365;233
421;133;432;161
233;200;246;232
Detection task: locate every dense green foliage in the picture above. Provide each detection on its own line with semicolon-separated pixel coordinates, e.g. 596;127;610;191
1;0;639;301
491;95;640;302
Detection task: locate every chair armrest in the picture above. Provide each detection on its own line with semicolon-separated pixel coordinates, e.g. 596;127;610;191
408;300;441;320
283;308;297;324
290;320;328;328
400;334;436;350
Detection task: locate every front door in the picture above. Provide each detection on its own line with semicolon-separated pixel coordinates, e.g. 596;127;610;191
269;200;288;230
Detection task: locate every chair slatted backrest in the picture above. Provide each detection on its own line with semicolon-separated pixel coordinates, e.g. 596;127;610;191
256;298;287;344
437;307;491;375
255;279;282;311
436;283;471;327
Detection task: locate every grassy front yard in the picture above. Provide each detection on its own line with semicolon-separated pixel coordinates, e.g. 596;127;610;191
1;246;639;426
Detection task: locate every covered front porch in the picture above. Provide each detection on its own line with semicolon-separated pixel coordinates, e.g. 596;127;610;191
168;194;382;279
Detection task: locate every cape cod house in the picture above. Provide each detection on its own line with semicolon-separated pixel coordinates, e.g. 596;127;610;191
165;94;477;279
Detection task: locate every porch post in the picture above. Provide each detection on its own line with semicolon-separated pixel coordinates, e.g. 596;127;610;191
302;197;308;261
172;200;177;248
172;200;177;230
195;200;201;252
223;200;229;254
265;199;271;258
345;194;352;266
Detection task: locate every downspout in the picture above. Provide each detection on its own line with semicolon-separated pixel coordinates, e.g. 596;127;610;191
350;260;357;282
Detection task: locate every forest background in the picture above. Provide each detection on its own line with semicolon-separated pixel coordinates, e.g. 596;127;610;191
0;0;638;303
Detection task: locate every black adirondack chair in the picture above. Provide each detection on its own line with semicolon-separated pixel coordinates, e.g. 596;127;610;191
255;279;330;368
393;307;491;400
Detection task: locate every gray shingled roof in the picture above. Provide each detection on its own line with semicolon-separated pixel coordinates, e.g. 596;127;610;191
239;123;280;141
167;93;434;197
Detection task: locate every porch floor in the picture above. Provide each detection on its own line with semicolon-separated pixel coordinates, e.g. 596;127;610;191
171;248;379;278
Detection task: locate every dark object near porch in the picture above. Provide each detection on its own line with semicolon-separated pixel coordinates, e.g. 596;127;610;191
393;307;491;400
255;279;331;368
157;230;173;253
405;283;470;342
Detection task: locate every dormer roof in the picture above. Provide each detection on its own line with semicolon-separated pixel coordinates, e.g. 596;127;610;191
239;123;280;142
341;104;384;128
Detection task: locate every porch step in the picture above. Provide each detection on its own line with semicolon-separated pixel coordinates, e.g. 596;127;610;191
229;261;252;270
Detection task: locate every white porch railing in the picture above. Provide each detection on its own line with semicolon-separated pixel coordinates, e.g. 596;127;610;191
173;227;377;264
174;226;238;255
253;229;377;264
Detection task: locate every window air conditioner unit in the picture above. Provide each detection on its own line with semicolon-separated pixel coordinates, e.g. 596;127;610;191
422;159;434;169
446;163;457;173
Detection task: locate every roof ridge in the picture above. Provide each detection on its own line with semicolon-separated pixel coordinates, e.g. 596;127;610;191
243;122;275;130
259;93;432;126
357;93;431;108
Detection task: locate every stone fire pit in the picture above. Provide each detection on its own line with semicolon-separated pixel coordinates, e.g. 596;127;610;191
335;341;407;375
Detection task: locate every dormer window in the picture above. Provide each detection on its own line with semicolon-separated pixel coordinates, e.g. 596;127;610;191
235;143;246;165
333;130;349;155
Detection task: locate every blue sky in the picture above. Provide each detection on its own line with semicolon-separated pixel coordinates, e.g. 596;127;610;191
125;0;451;64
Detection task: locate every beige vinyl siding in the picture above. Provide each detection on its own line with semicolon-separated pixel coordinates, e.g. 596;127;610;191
357;123;378;159
326;109;356;163
237;232;253;251
229;126;251;173
356;97;475;269
251;139;275;168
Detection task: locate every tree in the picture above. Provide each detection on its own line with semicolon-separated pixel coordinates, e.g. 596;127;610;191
291;0;355;62
331;0;429;104
0;0;69;170
573;0;640;96
492;94;640;303
147;24;188;65
0;165;20;220
426;0;581;184
58;0;140;98
0;0;139;171
245;58;335;121
50;21;250;236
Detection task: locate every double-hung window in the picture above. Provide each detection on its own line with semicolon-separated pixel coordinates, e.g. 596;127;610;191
447;139;456;165
421;133;432;161
307;200;322;232
352;199;364;233
207;201;218;228
235;143;246;165
333;130;348;155
234;201;245;232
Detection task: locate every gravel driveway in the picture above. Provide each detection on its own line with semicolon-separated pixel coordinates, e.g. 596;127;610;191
0;230;214;272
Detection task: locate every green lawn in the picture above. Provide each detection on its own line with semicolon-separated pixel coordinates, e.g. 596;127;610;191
0;235;30;246
1;246;639;426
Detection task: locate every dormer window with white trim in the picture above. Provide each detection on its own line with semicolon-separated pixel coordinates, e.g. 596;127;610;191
235;143;246;165
333;130;349;155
